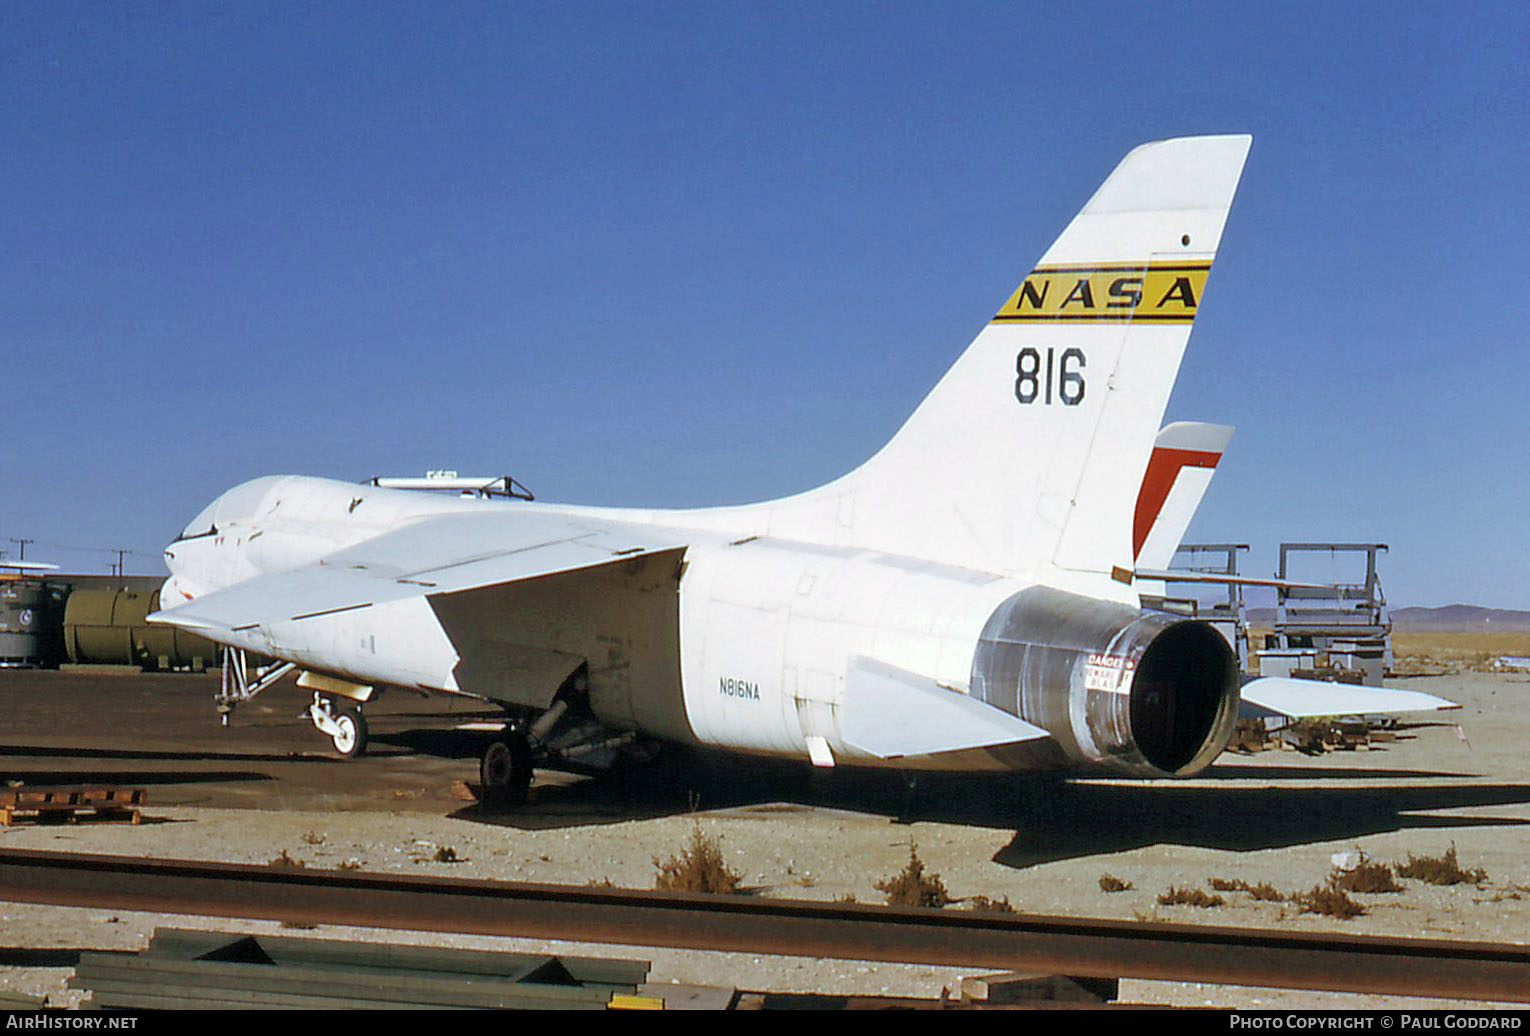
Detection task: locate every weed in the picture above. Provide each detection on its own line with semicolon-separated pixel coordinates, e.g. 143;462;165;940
1099;874;1133;893
1330;860;1402;894
268;849;304;869
1397;845;1488;886
301;831;325;846
1294;885;1365;919
1205;877;1286;901
433;846;460;863
965;895;1016;914
834;893;858;905
874;843;951;908
653;824;743;895
1158;886;1224;908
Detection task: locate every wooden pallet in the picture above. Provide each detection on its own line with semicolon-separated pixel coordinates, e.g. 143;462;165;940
0;785;145;826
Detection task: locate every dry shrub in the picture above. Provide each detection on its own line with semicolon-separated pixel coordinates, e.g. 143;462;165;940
1330;860;1402;894
1158;886;1224;908
1295;885;1365;918
1099;874;1133;893
268;849;304;869
1207;877;1285;901
965;895;1016;914
653;824;743;894
1397;845;1488;886
433;846;460;863
874;843;951;908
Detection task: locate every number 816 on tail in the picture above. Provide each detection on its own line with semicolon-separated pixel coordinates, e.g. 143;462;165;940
1015;347;1085;406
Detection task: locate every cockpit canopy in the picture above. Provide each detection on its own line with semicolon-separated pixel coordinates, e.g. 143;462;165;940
173;477;288;542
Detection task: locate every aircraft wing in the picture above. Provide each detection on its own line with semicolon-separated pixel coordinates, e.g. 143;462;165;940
151;509;689;638
1239;676;1459;720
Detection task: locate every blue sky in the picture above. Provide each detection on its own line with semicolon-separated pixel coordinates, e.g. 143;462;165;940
2;2;1527;607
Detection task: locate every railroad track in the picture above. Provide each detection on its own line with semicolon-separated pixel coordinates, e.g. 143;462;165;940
0;848;1526;1004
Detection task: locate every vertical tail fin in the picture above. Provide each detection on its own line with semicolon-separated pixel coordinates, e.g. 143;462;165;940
745;136;1252;592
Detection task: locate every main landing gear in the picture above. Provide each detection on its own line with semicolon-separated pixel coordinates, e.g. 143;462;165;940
308;694;368;759
479;726;533;809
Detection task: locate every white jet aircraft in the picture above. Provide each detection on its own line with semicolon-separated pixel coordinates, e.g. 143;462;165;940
151;135;1453;805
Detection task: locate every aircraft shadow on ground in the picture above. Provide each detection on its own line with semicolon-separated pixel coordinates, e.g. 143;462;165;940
451;750;1530;867
370;728;495;760
985;781;1530;869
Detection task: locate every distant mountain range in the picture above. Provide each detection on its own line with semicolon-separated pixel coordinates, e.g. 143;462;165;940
1243;605;1530;632
1390;605;1530;633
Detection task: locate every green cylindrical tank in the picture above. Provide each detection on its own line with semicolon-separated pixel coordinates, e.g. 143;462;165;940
63;588;219;671
64;588;136;664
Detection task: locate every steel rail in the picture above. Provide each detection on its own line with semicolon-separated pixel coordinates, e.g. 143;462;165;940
1;848;1526;1003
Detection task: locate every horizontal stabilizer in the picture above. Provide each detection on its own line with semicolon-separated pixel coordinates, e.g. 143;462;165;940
1239;676;1459;720
842;658;1049;759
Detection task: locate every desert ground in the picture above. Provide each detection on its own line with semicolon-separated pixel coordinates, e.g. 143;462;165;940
1;639;1527;1010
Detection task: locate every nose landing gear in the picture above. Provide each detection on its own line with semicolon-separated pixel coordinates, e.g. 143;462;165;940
308;694;369;759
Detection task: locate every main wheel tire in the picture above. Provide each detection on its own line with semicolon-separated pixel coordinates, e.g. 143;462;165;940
480;728;532;809
331;706;368;759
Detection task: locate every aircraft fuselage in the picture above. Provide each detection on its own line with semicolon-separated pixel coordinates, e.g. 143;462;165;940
164;474;1239;777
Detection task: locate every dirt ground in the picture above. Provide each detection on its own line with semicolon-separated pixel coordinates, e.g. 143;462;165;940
0;664;1527;1010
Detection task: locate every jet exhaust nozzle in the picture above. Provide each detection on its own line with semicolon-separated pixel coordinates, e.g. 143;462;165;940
971;586;1239;777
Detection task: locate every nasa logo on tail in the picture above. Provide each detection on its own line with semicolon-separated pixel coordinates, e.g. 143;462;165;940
993;262;1209;323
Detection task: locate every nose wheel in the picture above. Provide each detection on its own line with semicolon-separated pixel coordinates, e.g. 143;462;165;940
480;727;533;809
308;694;369;758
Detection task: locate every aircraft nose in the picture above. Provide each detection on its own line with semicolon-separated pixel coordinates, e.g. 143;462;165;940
160;574;197;605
